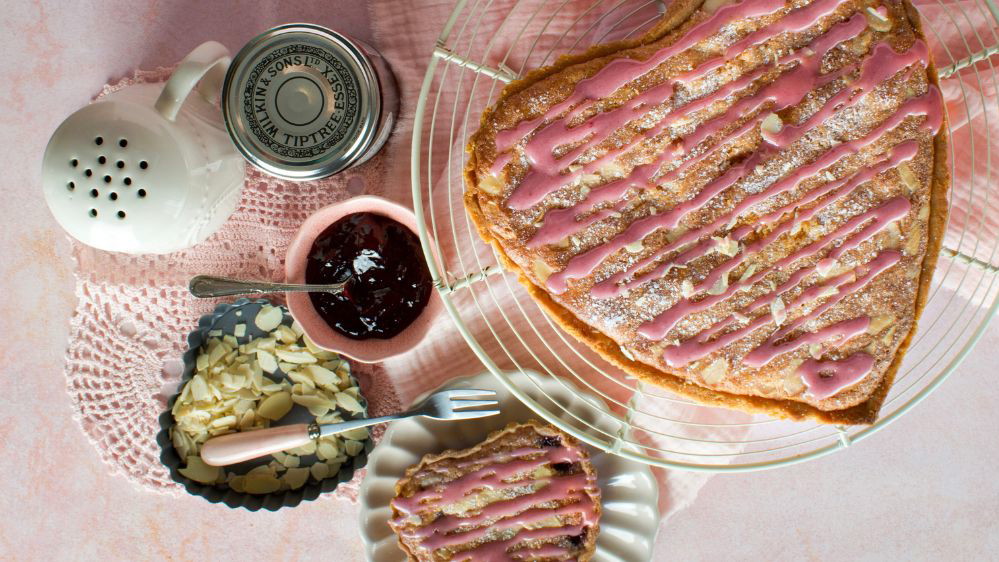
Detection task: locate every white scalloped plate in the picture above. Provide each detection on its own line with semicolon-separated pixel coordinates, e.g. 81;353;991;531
358;370;661;561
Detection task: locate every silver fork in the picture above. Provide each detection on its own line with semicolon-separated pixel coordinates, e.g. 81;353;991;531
200;389;500;466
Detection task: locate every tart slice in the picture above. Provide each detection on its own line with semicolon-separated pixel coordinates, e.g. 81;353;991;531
464;0;948;424
388;421;601;561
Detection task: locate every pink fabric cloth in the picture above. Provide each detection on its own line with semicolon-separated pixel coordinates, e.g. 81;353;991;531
62;0;999;526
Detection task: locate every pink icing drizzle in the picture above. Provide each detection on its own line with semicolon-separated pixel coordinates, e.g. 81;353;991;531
631;142;917;339
593;82;939;301
500;0;817;210
487;1;943;398
455;525;585;561
527;11;871;248
494;0;790;151
660;250;901;367
799;353;877;398
389;442;599;559
548;39;934;294
391;447;581;514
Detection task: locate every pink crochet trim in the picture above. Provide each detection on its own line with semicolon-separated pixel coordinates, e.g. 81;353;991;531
63;67;401;503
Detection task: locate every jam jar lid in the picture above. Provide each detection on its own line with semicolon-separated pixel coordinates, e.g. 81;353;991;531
222;24;382;181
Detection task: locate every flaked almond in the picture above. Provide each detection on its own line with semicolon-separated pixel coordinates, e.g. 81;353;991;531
344;440;365;457
257;391;293;421
178;456;220;484
702;357;729;385
283;467;310;490
190;375;211;402
760;112;784;144
340;427;370;441
551;236;571;249
905;231;922;256
292;394;331;416
882;325;897;345
817;286;839;299
897;161;919;193
531;259;555;282
738;263;758;284
600;162;626;178
665;226;688;243
256;350;279;374
255;305;284;332
274;324;298;344
885;222;902;248
479;173;504;195
625;240;644;253
918;202;930;221
310;462;330;481
681;279;695;298
281;455;302;468
771;296;787;327
783;373;806;395
335;392;365;414
317;439;340;461
867;314;894;335
288;440;317;456
712;236;739;257
808;342;823;359
707;274;728;295
303;364;339;389
816;258;837;278
866;6;892;32
210;415;237;429
276;349;318;364
229;475;246;493
207;342;227;367
244;473;281;494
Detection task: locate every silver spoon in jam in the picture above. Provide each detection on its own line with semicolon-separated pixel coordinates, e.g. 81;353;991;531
188;275;347;298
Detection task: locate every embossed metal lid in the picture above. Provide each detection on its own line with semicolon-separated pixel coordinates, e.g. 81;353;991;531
222;24;381;181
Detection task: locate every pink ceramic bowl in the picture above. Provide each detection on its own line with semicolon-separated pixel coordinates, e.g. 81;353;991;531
285;196;444;363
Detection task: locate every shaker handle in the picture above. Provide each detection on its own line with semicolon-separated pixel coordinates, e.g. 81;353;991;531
154;41;231;122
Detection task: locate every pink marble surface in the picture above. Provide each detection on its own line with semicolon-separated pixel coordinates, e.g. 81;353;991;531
1;1;997;560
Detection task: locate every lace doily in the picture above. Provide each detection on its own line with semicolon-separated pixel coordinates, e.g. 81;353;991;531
64;67;401;503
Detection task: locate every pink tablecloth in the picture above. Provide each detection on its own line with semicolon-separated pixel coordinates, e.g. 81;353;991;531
1;0;998;559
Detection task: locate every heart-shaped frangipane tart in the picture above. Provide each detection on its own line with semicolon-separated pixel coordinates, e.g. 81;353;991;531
464;0;947;424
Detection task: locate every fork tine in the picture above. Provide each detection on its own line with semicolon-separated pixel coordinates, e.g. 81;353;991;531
447;409;501;420
443;389;497;398
450;399;499;410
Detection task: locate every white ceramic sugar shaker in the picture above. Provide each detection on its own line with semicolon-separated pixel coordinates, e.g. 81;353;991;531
41;41;246;254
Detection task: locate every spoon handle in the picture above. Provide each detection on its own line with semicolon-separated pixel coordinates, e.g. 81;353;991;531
188;275;345;298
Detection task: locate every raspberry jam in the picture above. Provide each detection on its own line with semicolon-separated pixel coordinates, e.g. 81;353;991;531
305;212;432;340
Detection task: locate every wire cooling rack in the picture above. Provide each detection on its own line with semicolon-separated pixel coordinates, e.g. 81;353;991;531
411;0;999;470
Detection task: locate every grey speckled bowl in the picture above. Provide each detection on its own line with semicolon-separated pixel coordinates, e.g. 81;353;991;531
156;298;373;511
